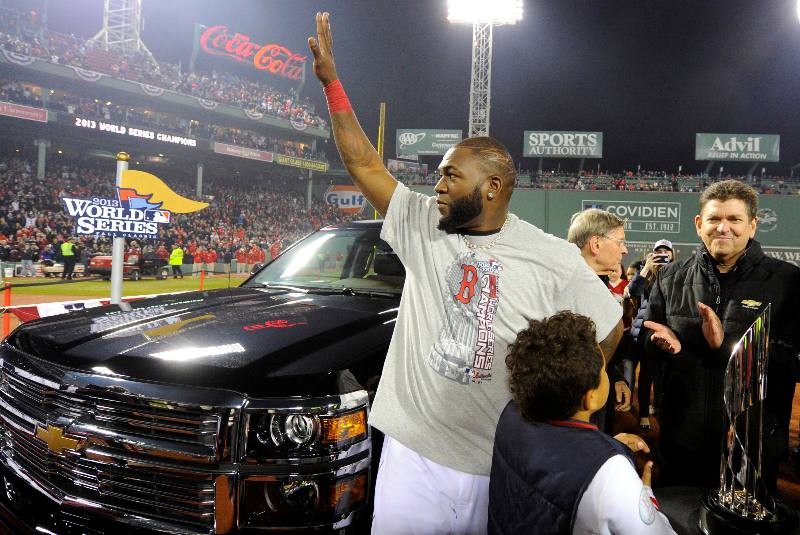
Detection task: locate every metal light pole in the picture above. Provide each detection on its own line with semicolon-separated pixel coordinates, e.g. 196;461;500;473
110;152;129;304
448;1;523;138
468;23;493;137
89;0;157;67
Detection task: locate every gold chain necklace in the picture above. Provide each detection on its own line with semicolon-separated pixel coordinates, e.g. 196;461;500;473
461;216;510;251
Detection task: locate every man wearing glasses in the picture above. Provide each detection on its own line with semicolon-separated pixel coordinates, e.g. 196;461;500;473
568;208;629;276
568;208;633;427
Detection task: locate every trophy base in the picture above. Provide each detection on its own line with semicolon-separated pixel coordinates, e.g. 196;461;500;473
699;492;798;535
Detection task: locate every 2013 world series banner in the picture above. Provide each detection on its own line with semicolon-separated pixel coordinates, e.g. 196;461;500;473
61;170;208;239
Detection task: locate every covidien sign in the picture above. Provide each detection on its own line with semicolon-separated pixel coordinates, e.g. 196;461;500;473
582;200;681;233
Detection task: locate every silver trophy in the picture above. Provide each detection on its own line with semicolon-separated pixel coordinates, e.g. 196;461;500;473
699;303;796;534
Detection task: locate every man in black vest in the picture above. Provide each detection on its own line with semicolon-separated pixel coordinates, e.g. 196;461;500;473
489;311;674;533
643;180;800;491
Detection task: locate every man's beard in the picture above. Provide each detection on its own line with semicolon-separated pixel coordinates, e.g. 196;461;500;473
437;185;483;234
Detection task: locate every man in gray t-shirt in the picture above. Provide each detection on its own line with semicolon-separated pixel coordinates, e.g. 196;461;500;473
309;13;623;534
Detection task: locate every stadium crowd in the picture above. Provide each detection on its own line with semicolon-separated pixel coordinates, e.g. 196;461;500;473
0;79;327;162
2;73;795;207
405;169;800;195
0;157;353;275
0;6;327;130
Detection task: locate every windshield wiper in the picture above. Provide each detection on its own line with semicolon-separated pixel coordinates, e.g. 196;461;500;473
306;287;399;298
254;282;310;293
349;288;399;298
254;283;399;298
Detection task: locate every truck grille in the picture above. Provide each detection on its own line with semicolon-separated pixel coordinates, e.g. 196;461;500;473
0;355;231;532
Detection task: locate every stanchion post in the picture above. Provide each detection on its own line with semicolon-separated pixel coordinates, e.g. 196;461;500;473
110;152;130;304
2;282;11;338
199;268;205;291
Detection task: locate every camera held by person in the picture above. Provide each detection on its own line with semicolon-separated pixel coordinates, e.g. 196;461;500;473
644;239;675;271
622;239;675;430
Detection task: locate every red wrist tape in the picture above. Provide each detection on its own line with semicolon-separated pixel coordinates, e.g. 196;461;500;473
324;79;352;113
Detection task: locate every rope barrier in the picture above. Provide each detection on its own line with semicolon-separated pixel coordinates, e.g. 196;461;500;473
0;276;105;289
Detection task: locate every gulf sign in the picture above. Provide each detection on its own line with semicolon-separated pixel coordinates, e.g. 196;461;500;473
325;185;366;214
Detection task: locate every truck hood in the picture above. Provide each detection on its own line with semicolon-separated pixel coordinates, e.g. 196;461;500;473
6;287;399;396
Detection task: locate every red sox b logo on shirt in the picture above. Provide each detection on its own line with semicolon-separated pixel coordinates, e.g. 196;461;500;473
426;252;502;385
454;264;497;304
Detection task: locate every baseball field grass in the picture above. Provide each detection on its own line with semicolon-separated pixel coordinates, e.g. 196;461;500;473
3;274;244;299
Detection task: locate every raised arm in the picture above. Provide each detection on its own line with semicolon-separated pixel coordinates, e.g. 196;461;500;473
308;12;397;216
599;318;624;363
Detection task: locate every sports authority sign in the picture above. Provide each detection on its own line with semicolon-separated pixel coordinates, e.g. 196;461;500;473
396;129;462;157
695;133;780;162
524;131;603;158
582;200;681;233
199;24;306;80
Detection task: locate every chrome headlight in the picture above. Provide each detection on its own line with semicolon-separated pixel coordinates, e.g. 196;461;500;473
263;413;320;449
243;390;369;461
239;470;369;529
239;390;371;529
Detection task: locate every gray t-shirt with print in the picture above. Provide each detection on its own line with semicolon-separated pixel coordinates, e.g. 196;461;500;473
370;183;622;475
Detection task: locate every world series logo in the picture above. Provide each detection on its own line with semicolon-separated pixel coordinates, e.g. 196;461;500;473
61;170;208;239
62;189;172;239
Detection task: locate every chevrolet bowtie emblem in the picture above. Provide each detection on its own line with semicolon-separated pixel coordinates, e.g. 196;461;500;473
34;424;85;455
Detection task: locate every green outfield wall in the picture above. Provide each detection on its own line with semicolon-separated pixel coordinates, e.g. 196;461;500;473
410;187;800;266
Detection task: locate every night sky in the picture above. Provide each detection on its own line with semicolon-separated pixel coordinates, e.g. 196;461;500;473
30;0;800;175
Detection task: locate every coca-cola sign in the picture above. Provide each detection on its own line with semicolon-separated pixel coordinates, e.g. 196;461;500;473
199;25;306;80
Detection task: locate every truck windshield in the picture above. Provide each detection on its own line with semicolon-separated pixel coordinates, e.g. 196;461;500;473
246;226;404;293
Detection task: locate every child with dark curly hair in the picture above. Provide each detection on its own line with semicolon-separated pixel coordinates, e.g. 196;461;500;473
488;311;675;534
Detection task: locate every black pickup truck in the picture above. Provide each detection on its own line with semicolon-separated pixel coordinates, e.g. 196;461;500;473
0;220;404;534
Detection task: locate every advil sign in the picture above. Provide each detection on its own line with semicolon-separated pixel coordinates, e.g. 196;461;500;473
325;185;366;214
695;133;780;162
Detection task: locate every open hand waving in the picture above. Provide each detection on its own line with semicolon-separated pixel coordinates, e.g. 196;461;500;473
308;12;339;85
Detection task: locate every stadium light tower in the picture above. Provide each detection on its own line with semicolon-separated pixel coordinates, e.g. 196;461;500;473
90;0;156;65
447;0;523;137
